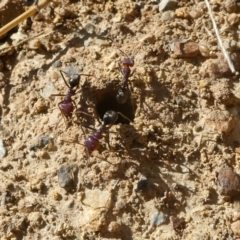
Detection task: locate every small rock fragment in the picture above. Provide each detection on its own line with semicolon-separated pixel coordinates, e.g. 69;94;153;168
150;212;168;227
0;139;6;158
224;0;237;13
204;110;235;134
170;216;186;231
28;39;41;50
199;54;233;77
218;165;240;197
232;212;240;222
108;221;121;233
231;220;240;236
161;11;175;21
40;81;58;99
30;135;54;151
84;23;96;35
51;190;62;201
83;188;112;209
199;44;210;57
18;196;38;213
10;32;28;44
57;164;78;191
175;7;190;18
189;9;201;19
227;13;239;26
159;0;177;12
28;212;45;229
172;41;199;58
210;80;235;105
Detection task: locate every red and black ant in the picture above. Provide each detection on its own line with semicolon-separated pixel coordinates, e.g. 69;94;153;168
51;70;92;126
116;53;135;104
113;40;144;105
84;110;132;156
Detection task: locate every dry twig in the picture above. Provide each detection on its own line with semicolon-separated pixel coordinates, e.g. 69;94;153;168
204;0;236;73
0;0;52;38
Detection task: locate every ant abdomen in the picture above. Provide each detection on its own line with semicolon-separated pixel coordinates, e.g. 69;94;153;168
59;101;74;119
116;88;130;104
122;58;134;67
85;136;100;154
103;111;118;125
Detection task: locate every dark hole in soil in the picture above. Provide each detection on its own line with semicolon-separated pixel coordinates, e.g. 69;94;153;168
96;90;135;124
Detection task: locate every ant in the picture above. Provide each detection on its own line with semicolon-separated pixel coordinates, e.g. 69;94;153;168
113;38;146;105
84;110;132;156
51;70;92;126
116;53;135;104
24;0;39;11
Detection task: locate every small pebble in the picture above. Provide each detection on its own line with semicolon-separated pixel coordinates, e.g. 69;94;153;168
150;212;168;227
159;0;177;12
231;220;240;235
28;212;45;229
18;196;37;213
30;135;53;151
83;188;112;209
108;221;121;233
84;23;96;35
0;139;6;158
172;41;199;58
170;216;186;231
51;191;62;201
189;9;201;19
224;0;237;13
57;164;78;190
40;81;58;99
28;39;41;50
175;7;190;18
161;11;175;21
218;165;240;197
199;44;210;57
52;60;62;68
227;13;239;26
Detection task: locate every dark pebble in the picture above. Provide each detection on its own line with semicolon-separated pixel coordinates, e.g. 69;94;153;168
29;135;53;151
218;165;240;197
58;164;79;191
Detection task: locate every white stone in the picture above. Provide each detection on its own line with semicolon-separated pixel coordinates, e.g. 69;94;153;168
0;139;6;158
159;0;177;12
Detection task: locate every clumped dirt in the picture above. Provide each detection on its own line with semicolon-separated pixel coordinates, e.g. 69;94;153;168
1;0;240;239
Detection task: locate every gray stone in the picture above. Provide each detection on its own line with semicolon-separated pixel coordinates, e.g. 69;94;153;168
0;139;6;158
159;0;177;12
150;212;168;227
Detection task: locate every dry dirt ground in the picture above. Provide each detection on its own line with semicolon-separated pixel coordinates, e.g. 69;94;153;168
1;0;240;239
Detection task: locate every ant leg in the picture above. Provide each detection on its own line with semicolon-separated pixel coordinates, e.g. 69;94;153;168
60;70;71;88
129;68;135;78
117;112;133;123
57;102;69;127
34;0;40;12
118;63;123;75
51;94;65;97
103;131;111;150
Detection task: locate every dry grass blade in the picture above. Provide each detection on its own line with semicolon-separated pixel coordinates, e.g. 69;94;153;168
0;0;52;38
204;0;236;73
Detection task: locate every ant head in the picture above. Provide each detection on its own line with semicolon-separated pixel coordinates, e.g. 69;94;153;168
103;110;118;125
24;0;34;5
69;74;80;88
122;58;134;67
